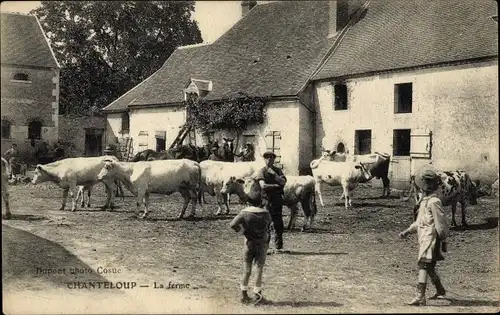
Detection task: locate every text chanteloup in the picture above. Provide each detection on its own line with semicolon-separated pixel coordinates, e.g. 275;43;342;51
67;282;137;289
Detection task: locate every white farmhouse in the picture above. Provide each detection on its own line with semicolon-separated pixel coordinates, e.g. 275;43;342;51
102;0;498;184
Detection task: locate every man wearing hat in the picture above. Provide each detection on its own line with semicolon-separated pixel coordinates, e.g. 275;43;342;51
399;169;449;306
255;151;287;253
235;142;256;162
103;144;117;156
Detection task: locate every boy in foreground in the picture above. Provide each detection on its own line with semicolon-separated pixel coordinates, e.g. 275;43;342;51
230;193;272;305
399;169;449;306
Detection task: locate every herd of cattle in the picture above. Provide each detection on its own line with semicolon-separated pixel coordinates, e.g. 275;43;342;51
1;138;484;231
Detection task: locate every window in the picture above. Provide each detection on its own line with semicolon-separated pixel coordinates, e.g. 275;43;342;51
334;83;348;110
155;131;166;152
13;73;29;81
395;83;412;113
336;142;345;153
393;129;411;156
1;120;11;139
265;131;282;168
28;120;42;140
354;130;371;155
121;112;130;134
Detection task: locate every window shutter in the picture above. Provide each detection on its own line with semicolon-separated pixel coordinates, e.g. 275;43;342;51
410;130;432;159
265;132;273;151
138;131;149;149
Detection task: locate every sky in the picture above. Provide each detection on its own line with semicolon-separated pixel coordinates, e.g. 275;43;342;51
0;1;243;43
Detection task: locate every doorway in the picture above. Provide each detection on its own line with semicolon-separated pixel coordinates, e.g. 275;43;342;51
85;128;104;156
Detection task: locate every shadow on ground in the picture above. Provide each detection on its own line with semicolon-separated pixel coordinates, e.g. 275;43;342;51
2;224;115;291
353;202;400;209
446;298;498;307
3;214;47;221
286;251;348;256
145;214;236;222
451;217;498;231
267;300;343;307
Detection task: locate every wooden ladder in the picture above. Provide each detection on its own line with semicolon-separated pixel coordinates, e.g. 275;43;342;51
125;137;133;161
169;125;191;149
117;137;133;161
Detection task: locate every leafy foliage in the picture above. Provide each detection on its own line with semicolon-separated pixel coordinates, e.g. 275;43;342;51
32;1;203;115
186;94;267;133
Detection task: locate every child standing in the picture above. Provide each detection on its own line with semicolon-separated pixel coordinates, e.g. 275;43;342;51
399;169;450;306
230;194;272;305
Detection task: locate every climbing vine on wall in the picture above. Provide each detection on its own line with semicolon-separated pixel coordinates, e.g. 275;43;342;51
185;93;268;133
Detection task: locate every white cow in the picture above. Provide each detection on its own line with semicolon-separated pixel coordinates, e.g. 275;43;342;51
310;155;372;209
31;156;120;211
322;150;392;197
199;159;266;215
221;175;318;231
2;157;12;219
97;159;201;219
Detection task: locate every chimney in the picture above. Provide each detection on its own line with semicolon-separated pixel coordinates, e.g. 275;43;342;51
241;0;257;17
328;0;365;37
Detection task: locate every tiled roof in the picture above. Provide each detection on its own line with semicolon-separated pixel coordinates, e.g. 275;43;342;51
103;1;338;111
1;12;60;68
313;0;498;80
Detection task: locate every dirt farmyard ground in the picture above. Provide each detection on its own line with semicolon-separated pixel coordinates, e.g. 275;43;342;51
2;178;499;314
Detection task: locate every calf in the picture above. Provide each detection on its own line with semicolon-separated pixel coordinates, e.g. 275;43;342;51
199;159;265;215
74;180;125;208
97;159;201;219
221;175;317;231
31;156;120;211
2;157;12;219
405;170;478;227
310;155;372;209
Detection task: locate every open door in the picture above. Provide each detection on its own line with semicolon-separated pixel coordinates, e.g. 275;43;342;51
85;128;103;156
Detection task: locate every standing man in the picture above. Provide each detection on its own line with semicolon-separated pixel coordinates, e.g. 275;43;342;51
3;143;20;178
103;144;117;157
255;151;287;254
235;143;256;162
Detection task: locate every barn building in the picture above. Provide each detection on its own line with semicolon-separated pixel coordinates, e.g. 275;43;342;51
313;0;498;187
102;0;365;174
1;12;61;154
102;0;498;184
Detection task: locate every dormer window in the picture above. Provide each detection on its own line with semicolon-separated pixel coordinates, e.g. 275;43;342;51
12;72;31;83
184;78;213;100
